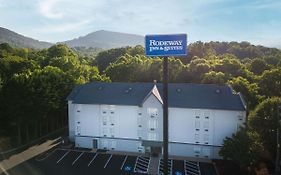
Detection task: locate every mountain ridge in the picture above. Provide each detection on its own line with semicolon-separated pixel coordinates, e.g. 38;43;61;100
1;27;280;50
0;27;53;49
62;30;144;49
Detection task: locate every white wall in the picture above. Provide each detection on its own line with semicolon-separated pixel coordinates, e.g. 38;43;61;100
116;105;139;139
213;110;245;145
169;107;246;146
69;98;245;159
140;94;163;141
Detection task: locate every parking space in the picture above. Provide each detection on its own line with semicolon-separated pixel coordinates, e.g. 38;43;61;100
2;148;217;175
172;159;185;175
158;159;217;175
121;155;138;173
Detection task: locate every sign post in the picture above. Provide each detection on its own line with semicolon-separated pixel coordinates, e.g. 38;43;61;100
145;34;187;175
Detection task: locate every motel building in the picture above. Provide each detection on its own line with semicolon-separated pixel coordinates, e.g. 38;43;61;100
67;82;246;159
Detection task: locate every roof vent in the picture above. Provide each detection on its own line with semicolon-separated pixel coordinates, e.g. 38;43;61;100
177;88;181;93
215;89;221;94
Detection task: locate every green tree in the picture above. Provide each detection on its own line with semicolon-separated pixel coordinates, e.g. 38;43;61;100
249;97;281;160
259;69;281;97
201;71;226;85
188;58;211;83
264;56;281;67
94;47;128;71
105;54;146;82
168;58;184;82
0;56;39;81
1;71;33;144
48;56;80;72
228;77;261;109
219;128;263;168
47;44;77;58
249;58;268;75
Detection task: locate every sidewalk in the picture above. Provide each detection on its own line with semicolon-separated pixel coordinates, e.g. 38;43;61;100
0;137;60;174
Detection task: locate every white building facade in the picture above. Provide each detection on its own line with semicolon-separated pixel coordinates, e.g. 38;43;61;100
67;82;246;159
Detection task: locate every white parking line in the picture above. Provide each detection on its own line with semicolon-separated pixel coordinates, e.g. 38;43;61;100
104;155;113;168
72;152;84;165
56;151;70;164
120;155;128;170
88;154;98;167
133;156;139;172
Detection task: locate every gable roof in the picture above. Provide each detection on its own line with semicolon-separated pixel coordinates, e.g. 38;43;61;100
67;82;246;111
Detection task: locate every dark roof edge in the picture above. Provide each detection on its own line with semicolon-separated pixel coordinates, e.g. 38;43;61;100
228;85;246;110
238;92;247;110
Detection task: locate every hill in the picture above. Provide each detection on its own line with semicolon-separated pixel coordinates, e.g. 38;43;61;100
0;27;53;49
62;30;144;49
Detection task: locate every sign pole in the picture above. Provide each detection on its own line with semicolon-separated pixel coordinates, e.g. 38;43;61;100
163;56;169;175
144;33;187;175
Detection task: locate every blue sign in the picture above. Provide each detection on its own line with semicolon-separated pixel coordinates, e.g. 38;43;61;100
145;34;187;56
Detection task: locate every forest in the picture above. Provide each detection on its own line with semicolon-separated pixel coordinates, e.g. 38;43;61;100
0;41;281;169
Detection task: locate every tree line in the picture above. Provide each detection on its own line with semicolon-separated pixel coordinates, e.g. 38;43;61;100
0;41;281;171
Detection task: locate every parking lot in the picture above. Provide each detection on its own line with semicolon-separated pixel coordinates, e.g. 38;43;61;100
2;148;217;175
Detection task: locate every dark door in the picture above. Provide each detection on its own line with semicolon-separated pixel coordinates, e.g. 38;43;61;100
93;139;98;149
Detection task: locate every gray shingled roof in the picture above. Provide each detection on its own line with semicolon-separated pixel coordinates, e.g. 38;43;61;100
67;82;246;111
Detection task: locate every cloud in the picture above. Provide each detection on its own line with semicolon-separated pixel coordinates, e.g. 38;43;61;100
35;19;91;33
38;0;64;19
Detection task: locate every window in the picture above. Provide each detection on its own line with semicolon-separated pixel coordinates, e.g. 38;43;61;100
237;115;243;121
110;140;116;150
148;119;157;129
203;147;210;157
194;134;199;142
102;116;107;125
195;121;200;129
204;134;209;143
148;108;158;118
109;115;115;124
194;146;201;154
102;128;107;137
148;132;157;140
204;111;210;118
109;128;115;137
102;140;108;149
76;104;82;112
195;110;201;118
76;125;81;135
137;130;143;139
203;121;209;129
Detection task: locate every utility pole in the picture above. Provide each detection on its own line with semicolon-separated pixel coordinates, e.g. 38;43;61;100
276;105;281;174
163;56;169;175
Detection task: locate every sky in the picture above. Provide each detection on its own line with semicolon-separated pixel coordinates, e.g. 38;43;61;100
0;0;281;48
